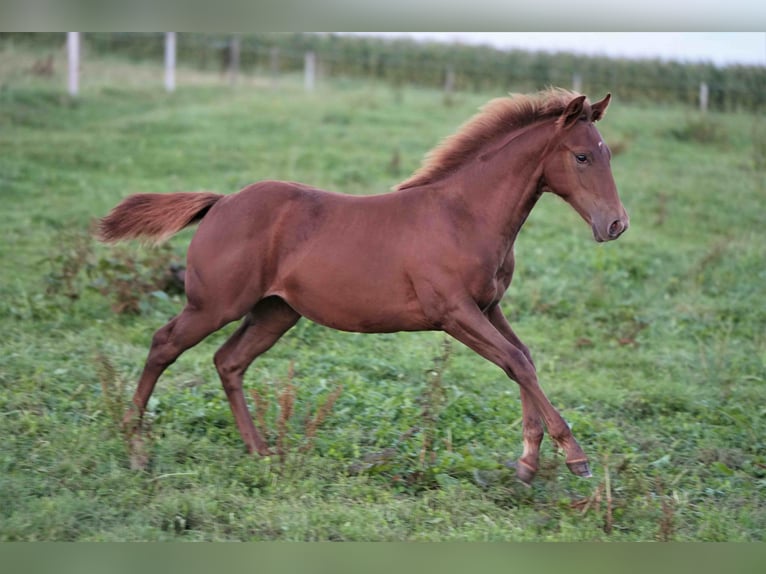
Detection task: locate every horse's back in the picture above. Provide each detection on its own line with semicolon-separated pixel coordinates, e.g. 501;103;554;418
184;179;434;331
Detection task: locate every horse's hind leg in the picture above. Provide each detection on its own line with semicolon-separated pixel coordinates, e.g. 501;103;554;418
213;296;301;456
123;304;226;440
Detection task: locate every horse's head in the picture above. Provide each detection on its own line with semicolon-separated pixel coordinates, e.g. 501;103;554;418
541;93;629;242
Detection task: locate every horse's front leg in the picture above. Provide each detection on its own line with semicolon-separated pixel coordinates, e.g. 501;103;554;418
442;299;591;481
486;304;544;484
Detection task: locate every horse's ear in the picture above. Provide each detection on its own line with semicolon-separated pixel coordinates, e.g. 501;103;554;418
558;95;587;130
591;93;611;122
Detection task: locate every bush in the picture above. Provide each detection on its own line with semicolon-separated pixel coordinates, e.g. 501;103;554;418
669;115;729;145
44;228;184;314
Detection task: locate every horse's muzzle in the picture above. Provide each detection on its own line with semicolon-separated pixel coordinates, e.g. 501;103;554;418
608;218;628;239
593;217;629;242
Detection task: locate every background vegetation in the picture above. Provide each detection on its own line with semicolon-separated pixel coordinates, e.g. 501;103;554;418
0;39;764;541
3;32;766;112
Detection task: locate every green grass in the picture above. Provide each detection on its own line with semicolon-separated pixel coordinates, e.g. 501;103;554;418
1;49;764;541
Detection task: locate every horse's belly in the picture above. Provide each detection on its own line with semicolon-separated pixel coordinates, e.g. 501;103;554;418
271;275;431;334
286;296;431;333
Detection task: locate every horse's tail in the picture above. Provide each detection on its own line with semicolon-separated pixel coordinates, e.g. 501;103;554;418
96;192;224;244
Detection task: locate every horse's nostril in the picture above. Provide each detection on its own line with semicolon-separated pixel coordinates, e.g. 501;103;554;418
608;219;624;238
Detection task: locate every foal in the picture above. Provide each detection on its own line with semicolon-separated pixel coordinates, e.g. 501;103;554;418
98;89;628;484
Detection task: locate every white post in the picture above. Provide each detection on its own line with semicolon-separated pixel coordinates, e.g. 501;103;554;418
228;36;240;86
444;66;455;94
572;73;583;93
699;82;709;113
443;65;455;105
67;32;79;96
270;47;280;89
304;51;316;92
165;32;176;93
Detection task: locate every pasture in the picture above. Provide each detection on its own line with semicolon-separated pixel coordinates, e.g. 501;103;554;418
0;51;764;541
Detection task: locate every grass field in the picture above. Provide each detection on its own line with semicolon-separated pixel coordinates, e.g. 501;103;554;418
1;48;765;541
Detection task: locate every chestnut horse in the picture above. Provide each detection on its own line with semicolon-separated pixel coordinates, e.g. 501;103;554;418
98;89;628;484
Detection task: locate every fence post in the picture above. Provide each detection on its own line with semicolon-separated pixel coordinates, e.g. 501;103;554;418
443;65;455;106
165;32;176;93
67;32;79;96
572;72;583;94
228;36;240;86
699;82;709;113
270;47;280;89
304;51;316;92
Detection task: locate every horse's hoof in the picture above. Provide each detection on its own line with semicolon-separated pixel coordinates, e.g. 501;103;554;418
505;459;536;486
517;460;538;485
567;459;592;478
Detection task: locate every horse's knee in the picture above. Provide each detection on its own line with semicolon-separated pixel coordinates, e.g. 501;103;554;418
502;347;537;384
519;344;535;368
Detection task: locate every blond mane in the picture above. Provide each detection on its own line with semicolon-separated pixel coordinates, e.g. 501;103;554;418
396;88;586;190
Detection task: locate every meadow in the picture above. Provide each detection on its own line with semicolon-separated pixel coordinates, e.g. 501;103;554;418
0;49;764;541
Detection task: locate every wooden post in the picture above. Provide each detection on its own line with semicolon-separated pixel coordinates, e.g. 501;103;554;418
443;65;455;106
165;32;176;93
270;47;280;89
228;36;240;86
67;32;79;96
699;82;709;113
304;51;316;92
572;73;583;94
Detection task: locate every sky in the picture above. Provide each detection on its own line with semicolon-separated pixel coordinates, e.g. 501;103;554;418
343;33;766;67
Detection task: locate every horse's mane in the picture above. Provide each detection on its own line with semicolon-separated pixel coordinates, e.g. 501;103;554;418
396;88;586;191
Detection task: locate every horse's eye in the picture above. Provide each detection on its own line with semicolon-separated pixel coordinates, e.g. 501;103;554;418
575;153;588;164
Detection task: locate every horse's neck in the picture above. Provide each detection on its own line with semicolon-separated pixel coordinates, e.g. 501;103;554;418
447;122;551;243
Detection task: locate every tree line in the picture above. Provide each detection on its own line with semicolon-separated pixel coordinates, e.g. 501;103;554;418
4;32;765;112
